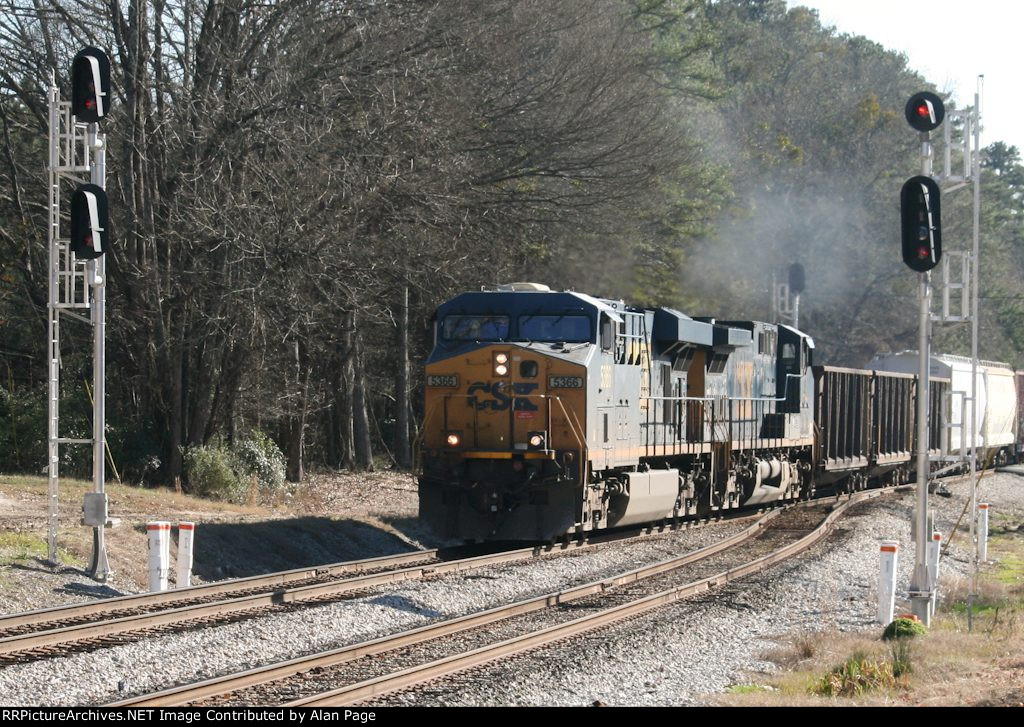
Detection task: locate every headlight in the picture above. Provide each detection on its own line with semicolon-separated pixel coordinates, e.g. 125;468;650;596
527;431;546;450
446;432;461;447
493;352;510;376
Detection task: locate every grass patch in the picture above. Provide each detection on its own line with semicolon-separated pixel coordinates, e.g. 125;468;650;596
0;532;77;565
0;474;265;515
727;684;772;694
813;650;900;697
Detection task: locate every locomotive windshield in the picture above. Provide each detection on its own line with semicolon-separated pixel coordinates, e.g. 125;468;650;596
442;315;510;341
518;315;591;342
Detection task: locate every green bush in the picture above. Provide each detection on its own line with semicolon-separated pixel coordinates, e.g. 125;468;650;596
183;440;250;504
882;617;927;641
183;432;287;504
233;430;287;496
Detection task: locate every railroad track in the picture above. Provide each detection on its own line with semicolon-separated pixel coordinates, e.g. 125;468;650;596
0;514;737;663
110;488;895;707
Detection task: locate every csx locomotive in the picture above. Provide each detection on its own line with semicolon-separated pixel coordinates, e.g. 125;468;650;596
417;283;1020;541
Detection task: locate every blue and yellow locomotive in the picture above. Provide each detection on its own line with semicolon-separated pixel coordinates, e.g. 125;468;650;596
418;283;817;541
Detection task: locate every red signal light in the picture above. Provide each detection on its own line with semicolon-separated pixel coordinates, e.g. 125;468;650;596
905;92;944;132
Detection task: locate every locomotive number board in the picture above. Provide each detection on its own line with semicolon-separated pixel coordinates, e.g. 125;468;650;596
427;374;459;387
548;376;584;389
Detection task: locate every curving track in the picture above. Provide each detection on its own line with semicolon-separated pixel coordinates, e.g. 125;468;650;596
109;488;900;707
0;516;735;663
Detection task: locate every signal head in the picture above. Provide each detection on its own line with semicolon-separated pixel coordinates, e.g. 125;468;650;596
899;175;942;272
905;91;945;133
71;47;112;122
70;183;111;260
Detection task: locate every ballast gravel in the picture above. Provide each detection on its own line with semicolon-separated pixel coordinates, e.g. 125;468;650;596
0;471;1020;707
393;471;1024;706
0;520;748;706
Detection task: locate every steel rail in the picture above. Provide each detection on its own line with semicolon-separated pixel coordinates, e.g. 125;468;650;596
1;514;746;658
111;507;784;706
288;489;887;707
0;548;442;634
0;543;579;657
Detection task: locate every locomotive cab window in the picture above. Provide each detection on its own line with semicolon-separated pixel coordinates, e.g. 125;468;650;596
517;315;591;343
601;316;614;351
442;315;509;341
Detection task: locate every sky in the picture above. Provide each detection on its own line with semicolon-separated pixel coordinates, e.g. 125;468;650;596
791;0;1021;153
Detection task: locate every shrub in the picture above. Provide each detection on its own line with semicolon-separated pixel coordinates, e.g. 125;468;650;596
233;430;287;496
814;651;897;697
882;617;927;641
183;431;287;504
183;440;249;504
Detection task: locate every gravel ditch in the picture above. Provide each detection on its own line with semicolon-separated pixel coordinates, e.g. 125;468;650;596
383;471;1024;706
0;518;751;706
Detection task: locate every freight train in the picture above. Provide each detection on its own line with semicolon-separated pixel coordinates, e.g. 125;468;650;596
417;283;1022;541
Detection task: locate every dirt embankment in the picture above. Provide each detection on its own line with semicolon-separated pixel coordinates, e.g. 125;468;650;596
0;470;441;613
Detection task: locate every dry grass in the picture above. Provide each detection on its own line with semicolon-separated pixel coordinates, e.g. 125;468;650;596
0;470;424;592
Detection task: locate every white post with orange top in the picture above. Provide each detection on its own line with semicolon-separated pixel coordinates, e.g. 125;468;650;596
176;522;195;588
928;531;942;618
978;503;990;562
878;540;899;624
147;521;171;592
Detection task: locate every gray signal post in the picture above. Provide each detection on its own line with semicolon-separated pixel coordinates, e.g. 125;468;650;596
902;91;945;625
905;83;984;628
910;255;933;624
46;50;113;581
88;120;111;580
772;263;804;329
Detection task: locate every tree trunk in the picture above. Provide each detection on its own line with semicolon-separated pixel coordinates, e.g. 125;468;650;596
395;285;412;469
353;331;374;471
285;338;310;482
338;312;357;468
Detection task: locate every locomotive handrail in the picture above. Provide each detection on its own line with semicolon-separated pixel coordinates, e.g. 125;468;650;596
640;372;804;405
431;393;587;476
550;395;588;486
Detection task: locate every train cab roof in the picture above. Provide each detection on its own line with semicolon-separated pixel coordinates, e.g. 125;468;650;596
434;289;623;323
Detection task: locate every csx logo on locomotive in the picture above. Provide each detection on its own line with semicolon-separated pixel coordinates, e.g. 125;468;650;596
466;381;539;411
